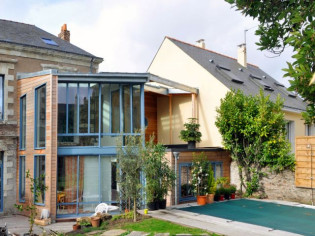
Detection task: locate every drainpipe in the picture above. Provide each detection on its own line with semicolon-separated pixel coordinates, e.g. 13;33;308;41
90;57;95;73
173;152;180;205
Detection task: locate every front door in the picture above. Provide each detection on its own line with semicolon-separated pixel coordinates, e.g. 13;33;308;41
179;163;195;202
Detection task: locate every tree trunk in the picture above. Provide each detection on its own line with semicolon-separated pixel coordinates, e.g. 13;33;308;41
133;197;137;222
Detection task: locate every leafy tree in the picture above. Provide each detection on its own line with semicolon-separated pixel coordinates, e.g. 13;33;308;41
225;0;315;125
215;90;294;196
117;134;144;222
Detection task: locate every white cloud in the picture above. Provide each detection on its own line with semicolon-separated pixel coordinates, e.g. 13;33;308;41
1;0;293;86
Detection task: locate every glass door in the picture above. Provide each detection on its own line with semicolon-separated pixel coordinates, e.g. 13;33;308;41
179;163;195;202
0;154;3;212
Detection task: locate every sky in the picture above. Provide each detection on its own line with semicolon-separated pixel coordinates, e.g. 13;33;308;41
1;0;294;86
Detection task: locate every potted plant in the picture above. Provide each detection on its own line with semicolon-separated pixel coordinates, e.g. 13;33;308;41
216;187;225;201
192;153;209;205
179;118;202;149
206;165;216;204
223;187;231;200
229;185;237;199
79;219;91;228
72;223;81;231
90;216;100;227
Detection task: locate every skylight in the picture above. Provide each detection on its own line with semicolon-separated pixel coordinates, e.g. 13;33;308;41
216;65;230;71
250;74;262;80
274;82;297;98
217;65;244;84
41;38;58;46
274;82;285;87
258;80;274;91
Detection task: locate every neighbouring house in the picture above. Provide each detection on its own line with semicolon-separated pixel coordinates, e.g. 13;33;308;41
0;19;102;215
148;36;313;203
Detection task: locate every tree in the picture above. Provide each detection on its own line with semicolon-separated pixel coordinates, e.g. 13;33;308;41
215;90;294;196
116;134;144;222
225;0;315;125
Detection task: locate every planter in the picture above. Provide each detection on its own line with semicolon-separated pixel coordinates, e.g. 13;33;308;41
147;201;159;211
188;141;196;149
206;193;214;204
91;216;100;227
231;193;236;199
224;193;230;200
72;224;81;231
197;195;207;205
219;194;224;201
158;199;167;209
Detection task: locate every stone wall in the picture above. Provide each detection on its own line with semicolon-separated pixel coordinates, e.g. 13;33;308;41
230;161;313;204
0;124;17;214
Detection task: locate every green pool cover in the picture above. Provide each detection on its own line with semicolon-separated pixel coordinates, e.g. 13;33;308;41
180;199;315;236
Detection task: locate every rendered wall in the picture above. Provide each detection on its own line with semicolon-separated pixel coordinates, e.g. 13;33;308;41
148;38;231;147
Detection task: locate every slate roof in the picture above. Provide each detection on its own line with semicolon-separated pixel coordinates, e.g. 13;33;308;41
167;37;306;112
0;19;101;59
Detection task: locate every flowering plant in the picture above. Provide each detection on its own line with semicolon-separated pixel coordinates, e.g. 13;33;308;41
191;152;209;196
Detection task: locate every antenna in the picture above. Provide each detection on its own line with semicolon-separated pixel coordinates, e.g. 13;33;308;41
244;26;258;45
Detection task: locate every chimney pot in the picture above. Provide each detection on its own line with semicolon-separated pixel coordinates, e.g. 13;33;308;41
237;43;247;67
58;24;70;42
196;39;205;49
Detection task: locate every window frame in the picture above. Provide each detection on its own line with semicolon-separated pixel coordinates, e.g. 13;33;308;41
34;84;46;149
0;75;4;120
20;95;27;150
19;156;26;202
34;155;46;206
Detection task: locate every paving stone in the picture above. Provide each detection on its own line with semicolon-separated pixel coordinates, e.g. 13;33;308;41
155;233;170;236
86;230;104;235
126;231;150;236
101;229;127;236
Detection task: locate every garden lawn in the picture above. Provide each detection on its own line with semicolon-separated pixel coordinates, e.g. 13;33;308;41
122;218;217;235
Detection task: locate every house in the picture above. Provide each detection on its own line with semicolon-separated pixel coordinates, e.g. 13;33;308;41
148;37;311;202
0;19;102;214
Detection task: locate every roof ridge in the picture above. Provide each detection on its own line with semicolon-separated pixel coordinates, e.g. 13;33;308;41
166;36;259;68
0;19;34;26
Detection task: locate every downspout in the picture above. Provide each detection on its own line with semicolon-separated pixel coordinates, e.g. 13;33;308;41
307;144;314;205
90;57;95;73
173;152;180;205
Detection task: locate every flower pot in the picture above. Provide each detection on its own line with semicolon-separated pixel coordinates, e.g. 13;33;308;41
197;195;207;205
72;224;81;231
219;194;224;201
231;193;236;199
188;141;196;149
147;201;159;210
224;193;230;200
158;199;167;209
206;193;214;204
91;216;100;227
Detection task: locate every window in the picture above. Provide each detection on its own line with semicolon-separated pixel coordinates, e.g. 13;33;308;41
35;85;46;148
19;156;26;202
306;124;315;136
41;38;58;46
211;162;223;179
34;155;45;205
286;121;295;152
20;95;26;150
0;76;3;120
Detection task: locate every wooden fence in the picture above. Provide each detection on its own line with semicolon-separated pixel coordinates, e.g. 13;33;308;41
295;136;315;188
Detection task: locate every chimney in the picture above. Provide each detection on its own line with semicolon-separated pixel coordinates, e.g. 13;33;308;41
58;24;70;42
237;43;247;67
196;39;205;49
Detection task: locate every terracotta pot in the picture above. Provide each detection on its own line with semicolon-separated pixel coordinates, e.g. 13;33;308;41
72;224;81;231
197;195;207;205
91;217;100;227
231;193;236;199
219;194;224;201
206;193;214;204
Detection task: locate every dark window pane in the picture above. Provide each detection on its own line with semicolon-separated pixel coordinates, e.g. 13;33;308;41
79;83;89;133
58;83;67;133
35;85;46;148
123;85;131;133
111;85;120;133
20;96;26;149
101;84;110;133
132;85;141;132
19;156;25;201
90;83;99;133
58;136;99;147
68;83;78;133
35;156;45;204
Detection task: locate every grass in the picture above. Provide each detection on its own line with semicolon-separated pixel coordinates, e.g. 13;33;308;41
121;218;217;235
